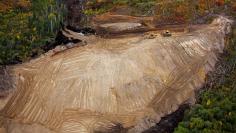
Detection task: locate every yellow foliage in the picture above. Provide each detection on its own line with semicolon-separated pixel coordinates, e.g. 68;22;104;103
206;99;211;106
0;0;13;12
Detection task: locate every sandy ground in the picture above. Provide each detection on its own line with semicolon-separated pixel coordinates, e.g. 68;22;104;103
0;16;232;133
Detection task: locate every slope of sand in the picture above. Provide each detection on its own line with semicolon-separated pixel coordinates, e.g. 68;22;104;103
0;16;233;133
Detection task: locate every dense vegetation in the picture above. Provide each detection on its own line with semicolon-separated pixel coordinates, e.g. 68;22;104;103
174;31;236;133
0;0;65;65
85;0;157;15
85;0;235;23
1;0;235;65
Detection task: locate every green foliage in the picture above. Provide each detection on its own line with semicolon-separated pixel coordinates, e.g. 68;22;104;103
30;0;65;37
174;36;236;133
0;10;33;64
84;0;123;15
84;0;157;16
83;6;111;15
0;0;65;65
127;0;156;15
83;0;215;22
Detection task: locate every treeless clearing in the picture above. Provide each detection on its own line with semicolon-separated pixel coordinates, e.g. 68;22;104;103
0;16;233;133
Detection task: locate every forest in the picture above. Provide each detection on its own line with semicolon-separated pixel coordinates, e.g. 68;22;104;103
0;0;236;133
0;0;235;65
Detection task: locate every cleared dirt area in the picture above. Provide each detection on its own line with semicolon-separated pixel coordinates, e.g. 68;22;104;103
0;16;233;133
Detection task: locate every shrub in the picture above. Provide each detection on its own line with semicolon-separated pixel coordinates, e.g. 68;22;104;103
0;0;65;65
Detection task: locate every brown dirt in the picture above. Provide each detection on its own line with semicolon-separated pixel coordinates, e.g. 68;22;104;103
0;0;30;12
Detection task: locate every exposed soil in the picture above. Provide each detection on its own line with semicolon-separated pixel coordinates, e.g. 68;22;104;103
142;33;234;133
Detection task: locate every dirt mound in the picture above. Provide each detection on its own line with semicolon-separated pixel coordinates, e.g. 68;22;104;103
0;16;233;133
